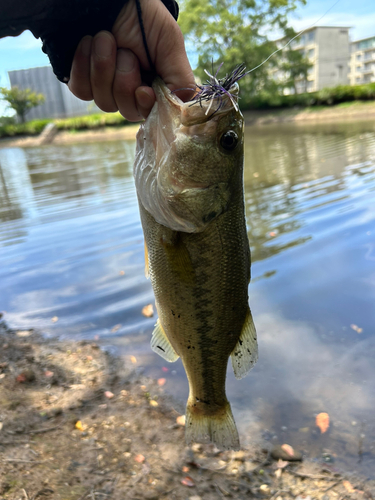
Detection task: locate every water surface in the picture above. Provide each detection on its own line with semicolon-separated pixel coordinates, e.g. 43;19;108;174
1;121;375;476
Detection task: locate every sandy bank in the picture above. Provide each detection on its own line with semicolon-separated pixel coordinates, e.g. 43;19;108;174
1;102;375;150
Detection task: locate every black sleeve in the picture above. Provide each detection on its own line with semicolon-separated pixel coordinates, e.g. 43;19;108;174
0;0;179;83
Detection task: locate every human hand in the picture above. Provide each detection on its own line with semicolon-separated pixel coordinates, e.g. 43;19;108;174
68;0;194;121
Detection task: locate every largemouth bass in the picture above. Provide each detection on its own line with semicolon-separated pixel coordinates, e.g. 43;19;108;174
134;75;257;450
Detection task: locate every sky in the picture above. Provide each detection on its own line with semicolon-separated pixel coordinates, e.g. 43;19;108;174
1;0;375;115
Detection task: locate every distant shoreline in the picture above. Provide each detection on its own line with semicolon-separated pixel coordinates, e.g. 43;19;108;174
1;101;375;149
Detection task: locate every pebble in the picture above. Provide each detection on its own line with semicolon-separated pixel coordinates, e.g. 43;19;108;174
271;445;303;462
189;496;202;500
260;484;270;495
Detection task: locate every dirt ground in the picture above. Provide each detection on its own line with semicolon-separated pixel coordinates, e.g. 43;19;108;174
0;321;374;500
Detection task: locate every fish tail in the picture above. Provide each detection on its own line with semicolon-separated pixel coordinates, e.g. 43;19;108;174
185;401;240;450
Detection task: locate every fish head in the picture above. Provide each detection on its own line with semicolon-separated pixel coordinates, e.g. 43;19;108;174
134;78;244;233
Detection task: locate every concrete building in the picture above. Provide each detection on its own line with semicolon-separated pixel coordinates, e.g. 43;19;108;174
8;66;99;120
349;36;375;85
273;26;350;94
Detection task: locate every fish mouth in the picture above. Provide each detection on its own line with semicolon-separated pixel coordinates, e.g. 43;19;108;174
152;78;239;129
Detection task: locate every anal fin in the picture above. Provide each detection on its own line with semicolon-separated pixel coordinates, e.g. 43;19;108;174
231;309;258;380
151;319;179;362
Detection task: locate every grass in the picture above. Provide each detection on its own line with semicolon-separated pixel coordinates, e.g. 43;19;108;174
0;112;128;139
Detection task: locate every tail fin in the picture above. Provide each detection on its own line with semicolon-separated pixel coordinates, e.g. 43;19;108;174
185;402;240;450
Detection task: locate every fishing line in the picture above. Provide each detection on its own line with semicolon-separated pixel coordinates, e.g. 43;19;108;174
244;0;342;75
135;0;156;73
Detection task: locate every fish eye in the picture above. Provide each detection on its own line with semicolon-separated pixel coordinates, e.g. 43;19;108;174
220;130;239;152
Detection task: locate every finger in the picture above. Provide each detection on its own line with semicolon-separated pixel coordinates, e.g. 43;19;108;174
113;49;143;122
153;17;195;102
91;31;118;112
68;36;93;101
135;86;155;119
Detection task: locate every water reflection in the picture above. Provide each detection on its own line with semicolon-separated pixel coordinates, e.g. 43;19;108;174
0;121;375;476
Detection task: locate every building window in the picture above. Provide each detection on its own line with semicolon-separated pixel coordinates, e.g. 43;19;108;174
356;54;361;60
308;48;315;59
307;31;315;42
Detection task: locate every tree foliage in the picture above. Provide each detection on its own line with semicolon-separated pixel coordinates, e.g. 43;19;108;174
178;0;306;104
0;86;45;123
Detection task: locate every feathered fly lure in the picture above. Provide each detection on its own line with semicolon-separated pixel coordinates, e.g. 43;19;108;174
189;63;249;117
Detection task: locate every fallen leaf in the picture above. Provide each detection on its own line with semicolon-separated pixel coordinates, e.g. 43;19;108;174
0;374;5;379
157;378;166;387
130;356;137;364
269;232;277;237
75;421;84;431
182;466;189;472
162;367;169;372
104;391;114;399
142;304;154;317
119;270;125;275
176;415;186;426
316;412;330;433
181;476;195;487
149;400;158;407
44;371;54;378
87;355;93;361
134;454;145;463
281;444;295;457
51;316;58;323
350;324;363;334
111;324;122;333
275;468;282;479
140;385;147;391
343;480;356;493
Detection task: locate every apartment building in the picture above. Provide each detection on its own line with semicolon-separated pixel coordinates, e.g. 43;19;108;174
8;66;99;120
349;36;375;85
273;26;350;94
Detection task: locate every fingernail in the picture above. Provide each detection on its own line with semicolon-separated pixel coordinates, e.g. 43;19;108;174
137;88;154;109
117;50;135;73
80;36;92;57
94;34;112;58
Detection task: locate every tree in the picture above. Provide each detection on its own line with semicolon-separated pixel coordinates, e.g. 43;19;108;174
178;0;306;105
279;28;313;94
0;86;45;123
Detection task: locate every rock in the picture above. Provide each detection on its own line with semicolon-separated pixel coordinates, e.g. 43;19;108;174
260;484;270;495
189;496;202;500
270;445;302;462
232;450;246;462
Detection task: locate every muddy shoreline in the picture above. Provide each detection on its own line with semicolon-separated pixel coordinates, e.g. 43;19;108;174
1;102;375;149
1;321;374;500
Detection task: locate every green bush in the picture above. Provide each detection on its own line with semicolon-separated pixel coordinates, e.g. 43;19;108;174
243;82;375;110
0;112;128;138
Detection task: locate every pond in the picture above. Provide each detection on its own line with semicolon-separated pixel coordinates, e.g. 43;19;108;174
0;120;375;476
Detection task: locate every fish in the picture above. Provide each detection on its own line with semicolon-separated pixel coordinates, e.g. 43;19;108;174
133;72;258;450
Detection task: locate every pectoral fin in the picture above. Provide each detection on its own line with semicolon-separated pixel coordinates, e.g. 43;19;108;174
151;319;179;362
231;309;258;380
